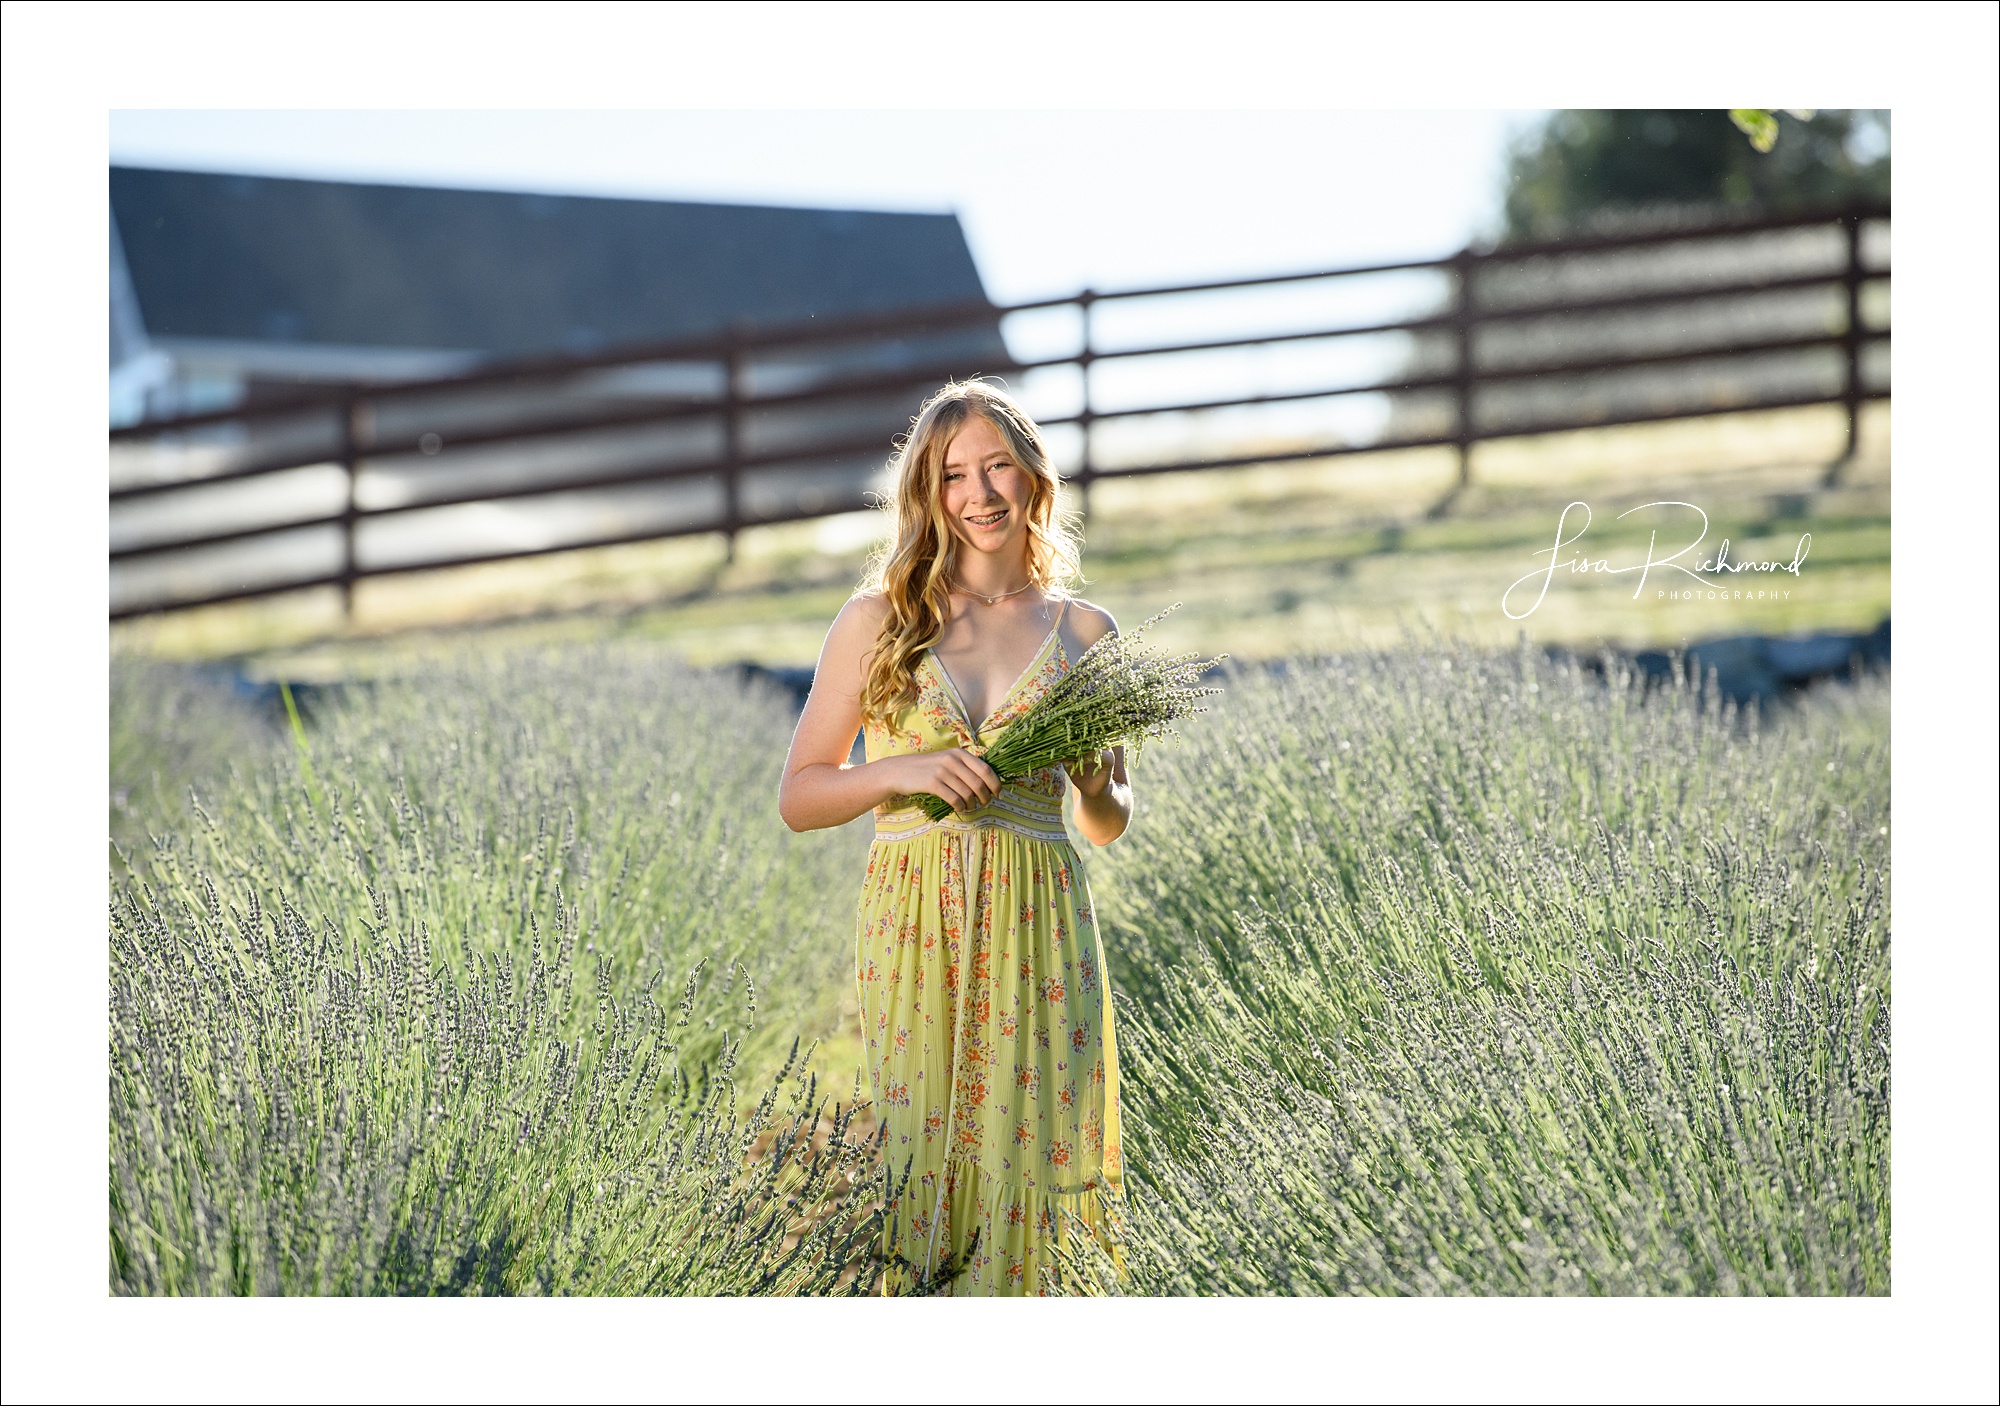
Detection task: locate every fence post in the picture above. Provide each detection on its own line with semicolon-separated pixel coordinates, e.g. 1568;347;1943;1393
1075;289;1096;519
1452;249;1475;491
722;329;742;564
1836;210;1865;479
339;391;360;619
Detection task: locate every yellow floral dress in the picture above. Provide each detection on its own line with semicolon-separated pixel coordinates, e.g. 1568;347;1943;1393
855;610;1123;1295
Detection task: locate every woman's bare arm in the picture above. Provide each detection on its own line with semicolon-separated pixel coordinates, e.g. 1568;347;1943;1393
1061;600;1134;847
777;595;1002;832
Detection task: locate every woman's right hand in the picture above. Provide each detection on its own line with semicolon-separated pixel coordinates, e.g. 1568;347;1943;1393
885;748;1002;813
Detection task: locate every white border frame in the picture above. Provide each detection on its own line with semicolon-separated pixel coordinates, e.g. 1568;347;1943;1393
5;5;1994;1402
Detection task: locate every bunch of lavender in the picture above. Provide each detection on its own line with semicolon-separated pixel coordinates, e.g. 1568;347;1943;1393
915;605;1223;821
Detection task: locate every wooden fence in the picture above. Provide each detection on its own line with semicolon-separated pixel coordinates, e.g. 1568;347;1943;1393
109;203;1889;619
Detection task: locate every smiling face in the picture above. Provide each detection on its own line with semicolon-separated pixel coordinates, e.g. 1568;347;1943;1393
939;412;1035;565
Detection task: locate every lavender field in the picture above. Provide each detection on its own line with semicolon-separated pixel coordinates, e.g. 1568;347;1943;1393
109;639;1889;1294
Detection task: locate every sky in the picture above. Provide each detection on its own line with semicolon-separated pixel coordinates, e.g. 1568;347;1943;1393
108;109;1544;306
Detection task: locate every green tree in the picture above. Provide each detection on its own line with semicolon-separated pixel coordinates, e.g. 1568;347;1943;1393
1501;109;1889;244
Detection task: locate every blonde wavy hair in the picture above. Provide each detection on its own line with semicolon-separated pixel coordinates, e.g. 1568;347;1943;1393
857;380;1084;724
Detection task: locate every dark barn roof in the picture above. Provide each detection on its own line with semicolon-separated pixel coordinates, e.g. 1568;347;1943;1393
110;166;994;355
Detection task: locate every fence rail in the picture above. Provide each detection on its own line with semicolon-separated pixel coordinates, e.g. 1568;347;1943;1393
109;203;1888;620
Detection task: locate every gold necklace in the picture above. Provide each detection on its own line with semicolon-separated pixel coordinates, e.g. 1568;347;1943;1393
954;577;1035;606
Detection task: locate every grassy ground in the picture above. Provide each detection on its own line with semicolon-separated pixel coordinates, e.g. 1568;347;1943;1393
112;403;1888;680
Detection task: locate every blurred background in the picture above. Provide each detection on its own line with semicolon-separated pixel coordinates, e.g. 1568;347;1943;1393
107;108;1890;696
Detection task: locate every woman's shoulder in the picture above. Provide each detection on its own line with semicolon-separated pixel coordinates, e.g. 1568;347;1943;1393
819;591;892;663
828;588;892;632
1059;595;1118;648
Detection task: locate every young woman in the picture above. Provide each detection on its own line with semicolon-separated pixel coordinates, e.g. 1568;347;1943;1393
778;380;1129;1295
